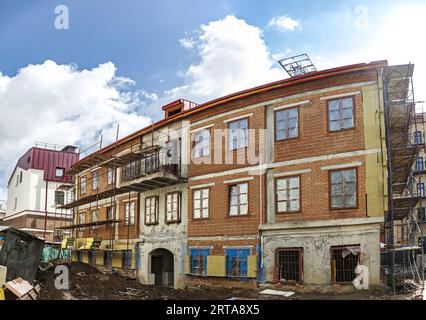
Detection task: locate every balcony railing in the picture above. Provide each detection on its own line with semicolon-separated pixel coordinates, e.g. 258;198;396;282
121;149;181;183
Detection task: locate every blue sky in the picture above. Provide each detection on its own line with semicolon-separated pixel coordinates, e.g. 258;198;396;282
0;0;426;199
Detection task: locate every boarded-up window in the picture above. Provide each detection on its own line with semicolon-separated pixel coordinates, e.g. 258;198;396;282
225;248;250;277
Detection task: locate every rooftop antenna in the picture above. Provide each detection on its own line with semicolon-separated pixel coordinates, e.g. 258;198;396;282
279;53;317;77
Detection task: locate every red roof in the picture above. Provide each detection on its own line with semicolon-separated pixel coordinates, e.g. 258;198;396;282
9;146;79;185
71;60;388;170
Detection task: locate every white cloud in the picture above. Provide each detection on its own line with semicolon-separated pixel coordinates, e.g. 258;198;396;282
179;37;196;49
0;60;154;194
166;15;284;103
268;15;301;31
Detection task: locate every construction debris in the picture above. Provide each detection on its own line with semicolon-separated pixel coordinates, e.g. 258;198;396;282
260;289;295;297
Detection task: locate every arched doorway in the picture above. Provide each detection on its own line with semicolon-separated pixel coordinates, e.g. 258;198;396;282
150;248;174;287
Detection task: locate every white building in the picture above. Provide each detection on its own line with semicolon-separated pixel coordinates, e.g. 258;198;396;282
5;144;79;242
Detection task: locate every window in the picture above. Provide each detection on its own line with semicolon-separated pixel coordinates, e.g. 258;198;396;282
275;248;303;283
80;176;87;195
193;129;210;158
417;183;425;197
106;206;115;228
190;248;210;275
416;156;424;172
166;192;180;223
91;210;99;230
55;167;65;177
228;118;248;150
276;176;300;213
79;212;85;230
92;171;100;191
107;168;115;185
19;171;23;183
144;197;157;225
229;183;248;216
418;207;426;222
55;191;65;205
193;188;209;219
125;201;136;226
15;175;19;187
225;248;250;277
330;169;357;209
414;131;423;144
328;97;355;132
331;246;360;283
275;108;298;141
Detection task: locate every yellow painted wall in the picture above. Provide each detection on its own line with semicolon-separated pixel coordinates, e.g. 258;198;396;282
362;84;388;217
184;255;190;274
96;251;104;266
71;250;78;262
112;251;122;268
247;255;257;278
82;251;89;264
207;256;226;277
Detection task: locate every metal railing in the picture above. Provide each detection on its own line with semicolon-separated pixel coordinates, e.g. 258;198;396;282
121;149;181;183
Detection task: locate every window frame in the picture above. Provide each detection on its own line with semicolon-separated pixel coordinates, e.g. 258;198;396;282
416;156;424;172
192;188;210;220
192;128;211;159
55;167;65;177
80;176;87;195
125;201;136;226
91;209;99;230
274;107;299;142
107;168;115;185
228;117;249;151
417;183;425;197
326;96;356;133
275;175;301;214
106;205;115;228
92;170;100;191
79;211;86;231
328;167;358;210
228;182;249;217
144;196;158;226
225;248;251;278
165;191;181;224
275;247;304;284
414;130;423;144
189;248;210;276
54;190;65;205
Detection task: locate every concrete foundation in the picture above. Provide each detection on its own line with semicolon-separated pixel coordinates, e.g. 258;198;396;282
261;217;382;286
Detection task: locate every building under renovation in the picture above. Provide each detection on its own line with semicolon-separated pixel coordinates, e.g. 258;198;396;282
52;57;423;291
5;143;79;242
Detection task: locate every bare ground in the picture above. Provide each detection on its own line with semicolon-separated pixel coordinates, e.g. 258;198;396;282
35;262;422;300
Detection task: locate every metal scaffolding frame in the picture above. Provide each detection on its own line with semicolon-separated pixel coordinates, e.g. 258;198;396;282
52;123;185;273
383;63;425;293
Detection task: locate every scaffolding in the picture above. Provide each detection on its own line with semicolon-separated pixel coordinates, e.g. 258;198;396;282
52;124;186;274
383;63;425;293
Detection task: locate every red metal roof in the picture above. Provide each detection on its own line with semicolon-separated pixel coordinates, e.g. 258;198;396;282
9;146;79;185
71;60;388;170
